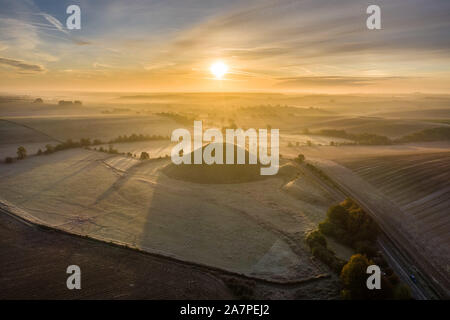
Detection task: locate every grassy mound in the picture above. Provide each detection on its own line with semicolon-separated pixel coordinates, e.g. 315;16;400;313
162;143;269;184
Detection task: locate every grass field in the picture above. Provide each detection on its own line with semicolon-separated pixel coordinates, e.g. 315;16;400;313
10;115;178;142
0;148;335;282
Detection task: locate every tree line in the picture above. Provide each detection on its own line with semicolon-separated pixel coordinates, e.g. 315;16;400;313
4;133;170;164
306;198;411;300
307;127;450;145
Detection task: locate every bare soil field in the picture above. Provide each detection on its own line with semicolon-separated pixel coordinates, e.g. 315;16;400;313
0;209;233;299
0;207;340;300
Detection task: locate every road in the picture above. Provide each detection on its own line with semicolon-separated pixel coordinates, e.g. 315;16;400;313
377;237;427;300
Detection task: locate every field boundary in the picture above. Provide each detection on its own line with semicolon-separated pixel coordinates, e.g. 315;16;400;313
0;118;63;144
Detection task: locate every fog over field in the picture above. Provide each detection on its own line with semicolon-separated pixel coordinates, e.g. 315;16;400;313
0;92;449;299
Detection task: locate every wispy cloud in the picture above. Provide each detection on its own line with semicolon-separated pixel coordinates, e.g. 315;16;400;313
39;13;90;45
41;13;69;35
275;76;405;87
0;0;449;92
0;56;45;72
0;18;39;50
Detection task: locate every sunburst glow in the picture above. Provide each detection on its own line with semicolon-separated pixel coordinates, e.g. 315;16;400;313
210;61;228;79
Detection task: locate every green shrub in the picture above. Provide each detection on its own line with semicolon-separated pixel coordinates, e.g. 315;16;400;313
340;254;397;300
5;157;14;164
140;151;150;160
327;204;348;226
320;199;379;247
306;230;326;248
109;133;169;144
295;154;305;163
340;254;371;299
318;129;392;145
387;272;399;286
306;229;346;273
108;145;118;154
393;284;412;300
44;144;54;154
354;240;378;258
17;146;27;159
398;127;450;143
93;139;103;145
333;259;347;274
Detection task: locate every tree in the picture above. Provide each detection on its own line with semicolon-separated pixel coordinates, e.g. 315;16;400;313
80;138;91;146
108;145;118;154
17;146;27;160
340;254;371;299
140;152;150;160
306;230;327;248
295;154;305;163
44;144;54;154
92;139;103;145
394;284;412;300
355;240;378;258
327;204;348;226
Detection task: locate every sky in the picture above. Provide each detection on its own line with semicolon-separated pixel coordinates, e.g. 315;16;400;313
0;0;449;93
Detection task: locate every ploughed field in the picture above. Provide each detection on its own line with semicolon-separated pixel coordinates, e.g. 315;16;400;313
337;152;450;277
0;207;234;299
0;148;335;282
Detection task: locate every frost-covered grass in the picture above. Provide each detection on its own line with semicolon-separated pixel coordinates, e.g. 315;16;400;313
0;149;334;281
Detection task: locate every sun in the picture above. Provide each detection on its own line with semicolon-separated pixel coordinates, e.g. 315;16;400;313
210;61;228;79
